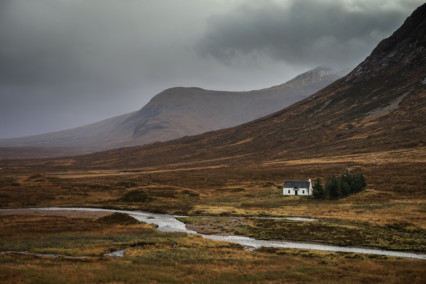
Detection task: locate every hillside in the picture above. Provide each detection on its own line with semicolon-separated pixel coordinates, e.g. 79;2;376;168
1;4;425;283
67;3;426;170
0;67;342;158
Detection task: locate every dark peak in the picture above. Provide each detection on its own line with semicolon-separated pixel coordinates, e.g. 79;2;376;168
373;3;426;55
347;3;426;81
371;4;426;60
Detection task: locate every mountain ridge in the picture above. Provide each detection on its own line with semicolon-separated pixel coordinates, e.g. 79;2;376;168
66;3;426;170
0;67;343;158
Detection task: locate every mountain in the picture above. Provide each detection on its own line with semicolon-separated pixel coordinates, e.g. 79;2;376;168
0;67;343;158
69;3;426;170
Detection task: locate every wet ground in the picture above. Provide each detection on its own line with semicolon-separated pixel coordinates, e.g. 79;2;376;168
1;207;425;260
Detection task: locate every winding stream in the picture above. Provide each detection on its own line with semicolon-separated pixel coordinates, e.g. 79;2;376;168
2;207;426;260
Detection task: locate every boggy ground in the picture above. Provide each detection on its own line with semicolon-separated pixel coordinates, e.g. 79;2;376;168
0;150;425;282
1;150;425;230
178;216;426;252
0;214;425;283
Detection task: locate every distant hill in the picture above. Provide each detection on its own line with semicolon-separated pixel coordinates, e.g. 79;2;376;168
0;67;343;158
69;3;426;170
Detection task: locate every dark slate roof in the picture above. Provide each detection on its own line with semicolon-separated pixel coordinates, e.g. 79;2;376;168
283;180;310;188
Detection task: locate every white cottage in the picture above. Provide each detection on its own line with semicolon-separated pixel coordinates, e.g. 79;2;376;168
283;179;312;196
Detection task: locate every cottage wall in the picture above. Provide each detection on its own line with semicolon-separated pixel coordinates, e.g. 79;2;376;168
283;187;311;196
282;179;313;196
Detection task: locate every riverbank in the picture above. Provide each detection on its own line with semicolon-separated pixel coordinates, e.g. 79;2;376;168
0;210;425;283
2;207;425;260
178;215;426;253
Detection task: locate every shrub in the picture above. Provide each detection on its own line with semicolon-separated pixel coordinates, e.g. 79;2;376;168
122;190;150;202
97;213;140;225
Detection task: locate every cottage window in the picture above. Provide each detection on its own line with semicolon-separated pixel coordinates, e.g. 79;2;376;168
302;190;305;194
288;190;290;193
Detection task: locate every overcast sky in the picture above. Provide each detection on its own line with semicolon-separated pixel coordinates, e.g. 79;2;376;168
0;0;422;139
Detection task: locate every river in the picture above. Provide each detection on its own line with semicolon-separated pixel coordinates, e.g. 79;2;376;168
2;207;425;260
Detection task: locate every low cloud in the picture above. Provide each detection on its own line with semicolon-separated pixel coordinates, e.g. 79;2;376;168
197;0;421;68
0;0;422;138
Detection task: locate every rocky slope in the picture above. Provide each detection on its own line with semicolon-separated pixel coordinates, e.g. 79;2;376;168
0;67;342;157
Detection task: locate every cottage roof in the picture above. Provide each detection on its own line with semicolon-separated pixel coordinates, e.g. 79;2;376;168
283;180;310;188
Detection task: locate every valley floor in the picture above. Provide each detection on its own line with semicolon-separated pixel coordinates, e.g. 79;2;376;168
0;149;425;282
0;213;425;283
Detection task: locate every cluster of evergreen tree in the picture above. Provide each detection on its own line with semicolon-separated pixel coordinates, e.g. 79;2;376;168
312;171;366;200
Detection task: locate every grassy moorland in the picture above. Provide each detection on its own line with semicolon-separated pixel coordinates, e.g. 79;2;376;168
1;149;424;227
0;214;425;283
1;5;425;282
0;149;425;282
178;216;426;252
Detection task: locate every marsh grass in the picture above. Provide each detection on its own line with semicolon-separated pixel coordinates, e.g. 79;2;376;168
0;144;425;282
0;215;160;256
178;216;426;252
0;214;425;283
1;247;425;283
1;158;425;227
248;219;426;251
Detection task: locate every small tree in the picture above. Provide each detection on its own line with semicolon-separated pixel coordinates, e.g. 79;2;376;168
316;172;367;200
312;178;325;199
351;173;367;193
340;171;352;197
326;175;340;200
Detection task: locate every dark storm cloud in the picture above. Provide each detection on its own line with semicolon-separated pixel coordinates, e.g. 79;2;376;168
197;0;422;68
0;0;422;139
